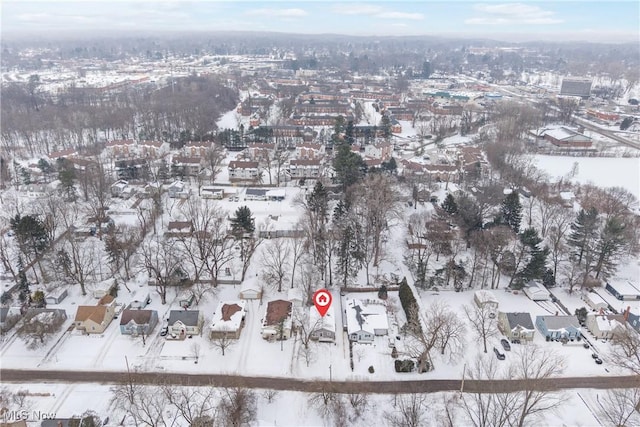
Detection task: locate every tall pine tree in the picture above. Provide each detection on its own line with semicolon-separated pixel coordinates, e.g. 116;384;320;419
441;193;458;215
230;206;255;237
592;217;626;279
500;191;522;233
567;208;599;266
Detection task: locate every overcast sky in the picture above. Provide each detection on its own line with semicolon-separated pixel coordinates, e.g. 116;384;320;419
2;1;639;43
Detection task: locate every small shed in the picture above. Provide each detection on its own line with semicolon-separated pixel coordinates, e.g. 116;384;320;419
523;281;551;301
287;287;304;307
473;290;498;311
130;293;151;310
583;292;608;311
239;282;262;300
178;291;195;308
45;288;68;305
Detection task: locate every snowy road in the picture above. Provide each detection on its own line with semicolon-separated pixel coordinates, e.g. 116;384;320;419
1;368;638;394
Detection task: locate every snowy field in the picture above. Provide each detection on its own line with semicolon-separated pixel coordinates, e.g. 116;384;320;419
533;155;640;200
0;381;613;427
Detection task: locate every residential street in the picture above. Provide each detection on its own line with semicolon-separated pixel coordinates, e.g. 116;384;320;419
1;369;638;394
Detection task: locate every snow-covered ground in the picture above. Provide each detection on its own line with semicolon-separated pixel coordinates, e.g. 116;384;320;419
533;154;640;200
0;381;614;427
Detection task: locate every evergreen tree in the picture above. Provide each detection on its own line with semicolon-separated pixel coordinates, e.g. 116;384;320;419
542;268;556;288
441;193;458;215
230;206;255;237
10;214;50;263
500;191;522;233
332;142;367;191
567;208;600;266
57;162;77;201
592;217;626;279
17;269;30;304
517;228;549;284
345;120;355;145
333;200;363;287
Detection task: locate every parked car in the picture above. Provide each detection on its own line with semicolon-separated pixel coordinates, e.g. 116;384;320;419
591;353;599;359
500;339;511;351
595;358;603;365
493;347;506;360
160;326;168;336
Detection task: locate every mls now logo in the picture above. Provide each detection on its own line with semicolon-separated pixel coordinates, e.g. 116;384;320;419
1;408;29;421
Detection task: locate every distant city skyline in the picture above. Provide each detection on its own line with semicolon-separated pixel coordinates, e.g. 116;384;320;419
2;1;639;43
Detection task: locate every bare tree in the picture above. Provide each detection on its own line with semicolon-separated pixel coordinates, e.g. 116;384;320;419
111;382;174;427
464;303;498;353
597;387;640;427
210;333;236;357
140;236;184;304
178;200;231;286
404;211;433;289
162;386;218;427
205;144;225;184
217;387;257;427
105;225;142;281
436;309;467;360
347;392;369;420
191;342;201;364
383;394;429;427
351;174;402;268
16;310;66;349
261;238;290;292
0;387;31;417
262;389;279;404
298;257;320;306
509;346;567;427
405;302;461;372
55;235;100;295
293;308;323;367
609;324;640;375
289;224;305;289
461;354;519;427
308;388;337;419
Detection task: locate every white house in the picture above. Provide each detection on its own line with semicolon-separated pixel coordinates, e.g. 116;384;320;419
585;313;626;340
345;299;389;343
309;305;336;343
523;281;551;301
209;300;246;339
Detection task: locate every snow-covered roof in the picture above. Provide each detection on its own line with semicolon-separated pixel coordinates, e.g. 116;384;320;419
537;315;580;331
210;300;246;333
590;314;625;332
266;189;286;198
345;299;388;335
523;281;551;301
474;290;498;305
559;191;575;200
309;304;335;333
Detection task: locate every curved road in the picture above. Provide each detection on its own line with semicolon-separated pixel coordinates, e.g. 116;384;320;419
1;369;638;394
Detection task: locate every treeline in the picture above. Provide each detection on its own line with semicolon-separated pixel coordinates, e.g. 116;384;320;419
1;74;238;156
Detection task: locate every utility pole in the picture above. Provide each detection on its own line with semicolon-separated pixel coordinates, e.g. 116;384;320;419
460;362;466;396
329;364;332;382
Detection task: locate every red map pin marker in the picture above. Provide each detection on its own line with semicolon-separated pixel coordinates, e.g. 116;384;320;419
313;289;332;317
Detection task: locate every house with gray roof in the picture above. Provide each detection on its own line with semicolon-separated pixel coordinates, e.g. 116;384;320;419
535;315;582;341
498;312;535;342
120;309;158;336
167;310;203;339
